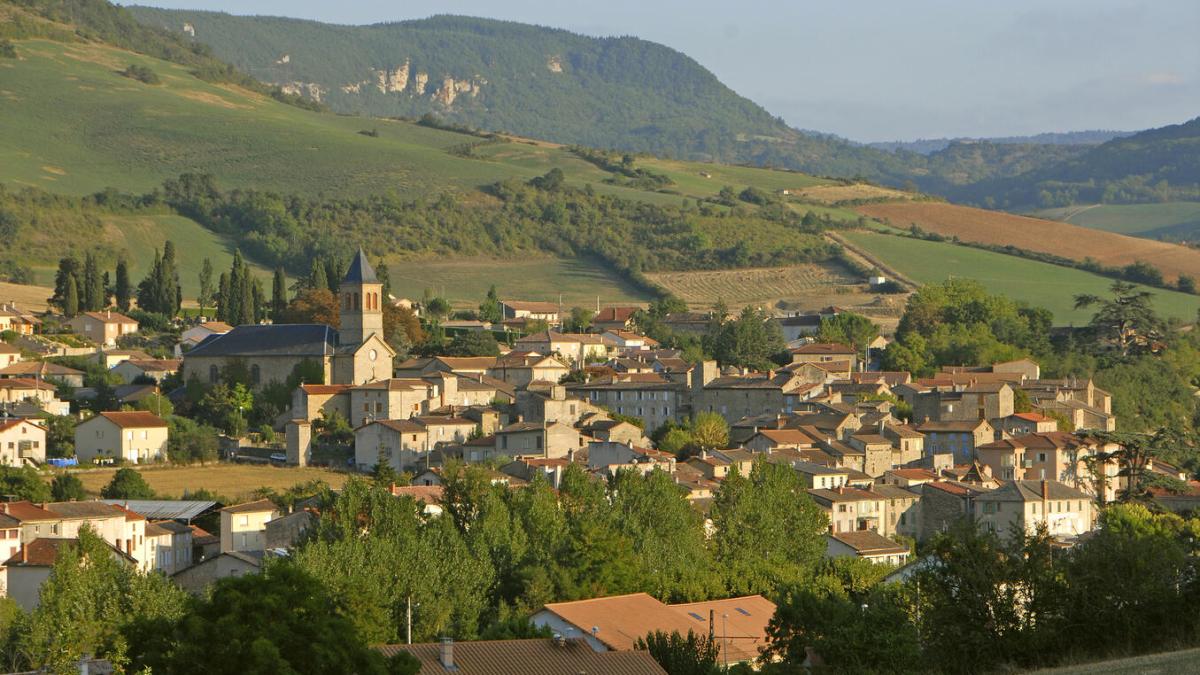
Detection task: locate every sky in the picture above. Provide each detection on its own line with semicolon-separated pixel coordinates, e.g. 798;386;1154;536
121;0;1200;142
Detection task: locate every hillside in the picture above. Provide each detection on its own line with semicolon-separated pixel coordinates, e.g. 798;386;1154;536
868;130;1131;155
856;201;1200;284
955;117;1200;208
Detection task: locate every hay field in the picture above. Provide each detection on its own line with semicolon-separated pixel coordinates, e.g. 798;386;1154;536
67;464;352;501
857;201;1200;282
788;184;910;204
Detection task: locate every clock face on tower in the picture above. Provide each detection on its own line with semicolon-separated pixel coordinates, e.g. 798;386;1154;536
368;349;378;362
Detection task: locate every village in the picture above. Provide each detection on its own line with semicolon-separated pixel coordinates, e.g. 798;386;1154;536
0;247;1194;673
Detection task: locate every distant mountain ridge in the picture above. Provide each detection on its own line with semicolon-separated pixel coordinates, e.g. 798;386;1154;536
869;130;1134;155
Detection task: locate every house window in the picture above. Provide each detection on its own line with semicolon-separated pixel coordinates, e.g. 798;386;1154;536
239;516;249;526
838;504;847;513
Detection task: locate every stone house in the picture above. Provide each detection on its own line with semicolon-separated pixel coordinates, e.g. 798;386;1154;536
571;375;684;431
499;300;560;325
0;362;85;388
111;358;181;384
873;484;921;539
219;500;279;553
974;480;1096;539
825;531;910;566
495;421;583;459
808;486;889;536
789;342;858;372
348;378;438;427
489;352;570;388
592;306;640;332
975;432;1120;503
917;419;996;463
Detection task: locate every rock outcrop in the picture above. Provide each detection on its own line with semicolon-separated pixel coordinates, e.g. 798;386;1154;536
371;60;410;93
547;55;563;73
340;61;484;106
280;81;324;102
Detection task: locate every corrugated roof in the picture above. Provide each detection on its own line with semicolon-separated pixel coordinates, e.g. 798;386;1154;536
99;499;219;521
377;638;667;675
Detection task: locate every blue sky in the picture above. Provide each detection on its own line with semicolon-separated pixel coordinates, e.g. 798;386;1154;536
122;0;1199;141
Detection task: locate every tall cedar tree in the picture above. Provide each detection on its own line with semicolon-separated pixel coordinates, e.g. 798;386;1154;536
114;258;131;312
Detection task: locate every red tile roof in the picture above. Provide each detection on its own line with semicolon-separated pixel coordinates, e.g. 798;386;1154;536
791;342;856;355
377;638;667;675
0;500;58;522
93;411;168;429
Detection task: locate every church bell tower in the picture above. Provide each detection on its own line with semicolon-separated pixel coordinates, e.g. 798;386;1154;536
338;248;384;346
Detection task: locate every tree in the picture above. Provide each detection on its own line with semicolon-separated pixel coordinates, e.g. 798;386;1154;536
114;258;131;312
271;267;287;322
82;252;103;312
634;630;720;675
817;312;879;354
704;306;784;370
478;285;502;323
1074;281;1164;358
446;331;500;357
710;460;827;595
131;563;418;675
375;257;392;299
689;412;728;454
308;258;329;292
564;306;594;333
100;467;155;499
51;256;81;312
0;466;52;502
282;288;339;327
197;257;214;312
63;274;79;318
50;474;87;501
11;527;187;673
44;415;76;458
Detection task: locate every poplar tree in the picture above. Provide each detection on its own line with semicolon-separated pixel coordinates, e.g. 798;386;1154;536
64;274;79;318
114;258;131;312
271;267;288;322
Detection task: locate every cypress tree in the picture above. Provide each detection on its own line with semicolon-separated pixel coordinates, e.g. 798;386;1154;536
375;257;391;300
82;252;102;311
63;274;79;318
136;250;163;314
271;267;287;322
217;271;231;323
52;256;81;310
309;259;328;292
198;258;214;313
114;259;131;312
325;258;344;294
251;277;266;324
239;272;255;325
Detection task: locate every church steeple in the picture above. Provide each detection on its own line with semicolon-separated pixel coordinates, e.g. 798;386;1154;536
338;248;383;345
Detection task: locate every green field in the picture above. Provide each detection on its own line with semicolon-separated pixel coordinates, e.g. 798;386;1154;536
1033;202;1200;237
843;231;1200;324
385;256;652;308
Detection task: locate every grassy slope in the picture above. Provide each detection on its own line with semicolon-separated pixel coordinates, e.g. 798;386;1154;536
843;231;1200;324
385;256;652;307
1033;203;1200;237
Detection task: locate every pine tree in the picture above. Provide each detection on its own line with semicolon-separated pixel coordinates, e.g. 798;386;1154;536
198;258;214;313
271;267;287;322
63;274;79;318
114;259;131;312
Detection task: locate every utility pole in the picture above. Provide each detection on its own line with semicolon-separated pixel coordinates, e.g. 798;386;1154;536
407;596;413;645
722;612;729;670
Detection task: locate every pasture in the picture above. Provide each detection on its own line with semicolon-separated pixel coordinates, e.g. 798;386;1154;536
857;201;1200;283
66;464;351;501
842;231;1200;324
1033;202;1200;238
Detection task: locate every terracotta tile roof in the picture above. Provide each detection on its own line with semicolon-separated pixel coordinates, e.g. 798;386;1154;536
594;307;640;323
917;420;989;433
389;485;444;505
976;479;1092;502
199;321;234;332
539;592;770;663
123;359;182;372
791;342;855;355
0;418;40;433
4;537;136;567
1012;412;1053;422
829;531;909;555
371;419;427;434
45;501;126;520
91;411;168;429
887;468;939;481
0;500;59;522
808;486;883;503
220;498;279;514
0;362;83;378
300;384;351;395
80;311;137;324
377;638;667;675
0;512;18;529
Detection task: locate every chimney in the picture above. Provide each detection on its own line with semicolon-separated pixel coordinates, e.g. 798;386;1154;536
106;310;111;319
1041;480;1048;500
21;544;27;563
438;638;454;669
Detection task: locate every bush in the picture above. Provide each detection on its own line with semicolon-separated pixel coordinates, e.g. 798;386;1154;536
120;64;160;85
0;40;16;59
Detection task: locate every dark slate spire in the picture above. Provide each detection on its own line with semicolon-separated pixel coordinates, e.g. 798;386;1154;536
343;248;377;283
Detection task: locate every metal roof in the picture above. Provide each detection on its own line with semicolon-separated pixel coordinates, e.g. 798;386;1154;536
99;499;220;521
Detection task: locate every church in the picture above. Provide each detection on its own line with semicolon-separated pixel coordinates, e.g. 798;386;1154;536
182;249;395;389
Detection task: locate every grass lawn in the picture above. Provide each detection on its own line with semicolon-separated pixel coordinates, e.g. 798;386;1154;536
1033;202;1200;237
843;231;1200;324
64;464;351;501
385;256;653;307
1026;647;1200;674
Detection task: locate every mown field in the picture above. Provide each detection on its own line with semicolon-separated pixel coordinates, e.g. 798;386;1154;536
1027;647;1200;674
857;201;1200;284
386;256;652;308
1033;202;1200;238
842;231;1200;324
65;464;351;501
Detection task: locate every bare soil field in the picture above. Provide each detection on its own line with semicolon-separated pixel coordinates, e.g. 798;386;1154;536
789;184;910;204
857;202;1200;283
65;464;352;501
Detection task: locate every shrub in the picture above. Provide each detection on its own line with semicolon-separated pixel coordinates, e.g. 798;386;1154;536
121;64;160;85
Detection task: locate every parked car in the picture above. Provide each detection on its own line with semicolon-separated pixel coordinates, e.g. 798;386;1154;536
269;452;287;463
